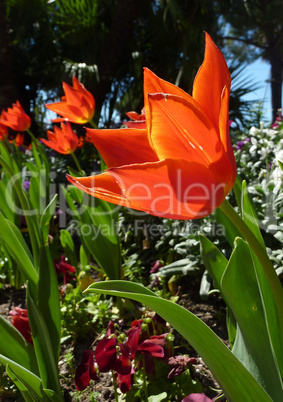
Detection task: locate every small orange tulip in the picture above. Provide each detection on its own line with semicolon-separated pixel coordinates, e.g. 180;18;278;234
45;77;95;124
13;133;25;147
67;34;236;220
40;122;79;154
0;101;31;132
0;123;8;140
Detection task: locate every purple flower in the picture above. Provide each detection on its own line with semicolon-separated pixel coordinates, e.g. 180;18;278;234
236;137;250;151
22;179;30;191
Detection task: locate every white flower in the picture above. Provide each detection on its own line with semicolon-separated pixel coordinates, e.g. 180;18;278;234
249;126;259;136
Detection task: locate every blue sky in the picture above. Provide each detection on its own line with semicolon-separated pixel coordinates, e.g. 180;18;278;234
240;58;273;122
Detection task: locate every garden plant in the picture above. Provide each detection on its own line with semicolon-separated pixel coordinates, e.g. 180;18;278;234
0;31;282;402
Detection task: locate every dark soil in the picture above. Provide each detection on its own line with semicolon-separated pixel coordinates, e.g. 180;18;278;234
0;279;228;401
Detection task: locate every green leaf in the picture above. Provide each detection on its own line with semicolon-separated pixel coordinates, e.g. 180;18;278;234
221;238;283;401
40;194;58;243
38;245;61;366
199;234;236;345
26;288;61;396
241;181;265;247
85;280;272;402
3;361;45;401
60;229;78;269
241;182;283;377
214;208;242;247
0;315;38;374
63;186;121;279
0;212;38;293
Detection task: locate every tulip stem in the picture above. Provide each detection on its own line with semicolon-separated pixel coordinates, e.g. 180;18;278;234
218;199;283;326
142;355;149;402
70;152;83;176
89;119;98;129
26;128;38;144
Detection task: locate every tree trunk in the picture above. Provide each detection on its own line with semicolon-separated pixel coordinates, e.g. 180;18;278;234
269;48;283;122
0;0;19;110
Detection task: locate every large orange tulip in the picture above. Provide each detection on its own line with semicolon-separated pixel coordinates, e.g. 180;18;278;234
40;122;79;154
45;77;95;124
67;34;236;220
0;101;31;132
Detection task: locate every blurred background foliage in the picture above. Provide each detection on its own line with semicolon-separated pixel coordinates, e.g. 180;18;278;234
1;0;282;128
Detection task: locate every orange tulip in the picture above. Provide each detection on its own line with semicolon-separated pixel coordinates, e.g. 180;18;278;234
45;77;95;124
40;122;79;154
0;101;31;132
0;123;8;140
13;133;25;147
67;34;236;220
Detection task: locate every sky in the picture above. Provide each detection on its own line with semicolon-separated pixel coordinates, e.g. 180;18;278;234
240;58;274;123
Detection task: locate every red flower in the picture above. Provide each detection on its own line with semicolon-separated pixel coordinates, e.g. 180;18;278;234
9;307;33;344
95;337;117;372
182;394;216;402
45;77;95;124
54;255;76;284
67;33;236;220
168;355;197;379
0;101;31;131
40;122;79;154
75;350;99;391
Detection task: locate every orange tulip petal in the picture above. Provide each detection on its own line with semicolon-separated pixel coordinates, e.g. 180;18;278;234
147;93;220;165
85;128;158;168
106;159;226;219
66;173;132;209
192;33;231;130
123;120;147;129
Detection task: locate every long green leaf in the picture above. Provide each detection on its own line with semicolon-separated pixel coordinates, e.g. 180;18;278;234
221;238;283;400
241;182;283;376
37;244;61;363
6;365;43;402
0;357;44;401
85;280;272;402
0;212;38;294
26;288;62;397
199;234;237;346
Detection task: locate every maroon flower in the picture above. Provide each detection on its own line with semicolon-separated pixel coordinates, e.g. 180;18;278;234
113;343;132;375
95;337;117;372
106;321;115;337
54;255;76;284
182;393;215;402
126;323;142;359
168;355;197;379
116;367;135;393
150;260;163;274
75;350;99;391
9;307;33;344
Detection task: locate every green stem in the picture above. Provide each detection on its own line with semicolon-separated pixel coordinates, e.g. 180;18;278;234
111;370;119;402
70;151;83;176
142;355;149;402
26;128;37;142
219;199;283;324
89;119;98;129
